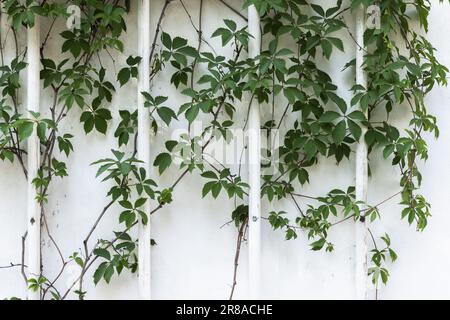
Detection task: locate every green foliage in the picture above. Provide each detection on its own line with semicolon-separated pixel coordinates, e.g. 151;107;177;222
368;234;398;285
201;169;249;199
117;56;141;86
27;276;47;292
142;92;177;129
0;0;447;299
153;152;172;175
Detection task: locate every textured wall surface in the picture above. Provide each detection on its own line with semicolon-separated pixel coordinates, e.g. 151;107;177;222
0;0;449;300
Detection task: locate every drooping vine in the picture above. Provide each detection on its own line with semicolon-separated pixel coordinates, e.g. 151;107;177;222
0;0;448;300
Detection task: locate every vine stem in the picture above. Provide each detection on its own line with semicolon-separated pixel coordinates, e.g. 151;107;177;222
77;198;115;298
229;218;248;300
149;0;173;68
179;0;203;89
215;0;247;21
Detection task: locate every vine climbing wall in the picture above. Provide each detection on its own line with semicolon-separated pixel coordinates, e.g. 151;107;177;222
1;0;450;300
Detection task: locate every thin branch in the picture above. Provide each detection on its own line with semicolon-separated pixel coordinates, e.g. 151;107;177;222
42;209;65;265
83;199;116;253
149;0;173;66
0;263;26;269
215;0;247;22
229;217;247;300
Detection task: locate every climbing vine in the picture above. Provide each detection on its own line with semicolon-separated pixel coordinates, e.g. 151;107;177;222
0;0;448;299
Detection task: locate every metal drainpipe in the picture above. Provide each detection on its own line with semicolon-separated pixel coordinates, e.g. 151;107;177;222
355;5;369;301
247;4;262;300
27;15;41;300
137;0;152;300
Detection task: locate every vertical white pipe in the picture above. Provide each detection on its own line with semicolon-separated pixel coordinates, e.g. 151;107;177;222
355;6;368;300
247;5;261;300
137;0;151;300
27;16;41;300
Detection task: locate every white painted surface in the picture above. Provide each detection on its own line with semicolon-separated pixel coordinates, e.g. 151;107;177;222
137;0;152;300
354;5;369;300
247;4;262;300
26;16;41;301
0;0;449;300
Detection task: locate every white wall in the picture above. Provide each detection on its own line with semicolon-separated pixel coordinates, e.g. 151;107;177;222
0;0;449;300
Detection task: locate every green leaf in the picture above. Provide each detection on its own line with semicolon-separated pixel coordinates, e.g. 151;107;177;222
202;181;215;198
178;46;198;57
380;268;389;284
93;248;111;261
305;35;321;51
185;105;199;123
161;32;172;50
383;144;395;159
284;87;303;104
104;263;114;284
117;68;130;86
135;197;147;208
201;171;218;179
18;121;34;141
310;238;326;251
327;37;344;51
319;111;341;123
329;93;347;113
304;139;317;160
157;107;177;126
311;4;325;16
37;122;46;142
389;248;398;262
347;119;362;140
211;182;222;198
172;37;188;49
93;262;107;285
347;110;366;121
94;116;108;134
212;28;233;46
165;140;178;152
119;200;133;209
332;120;347;144
224;19;237;31
321;39;332;59
285;228;297;240
119;210;136;227
153;153;172;174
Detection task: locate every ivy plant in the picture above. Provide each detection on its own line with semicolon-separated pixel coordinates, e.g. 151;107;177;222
0;0;448;300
